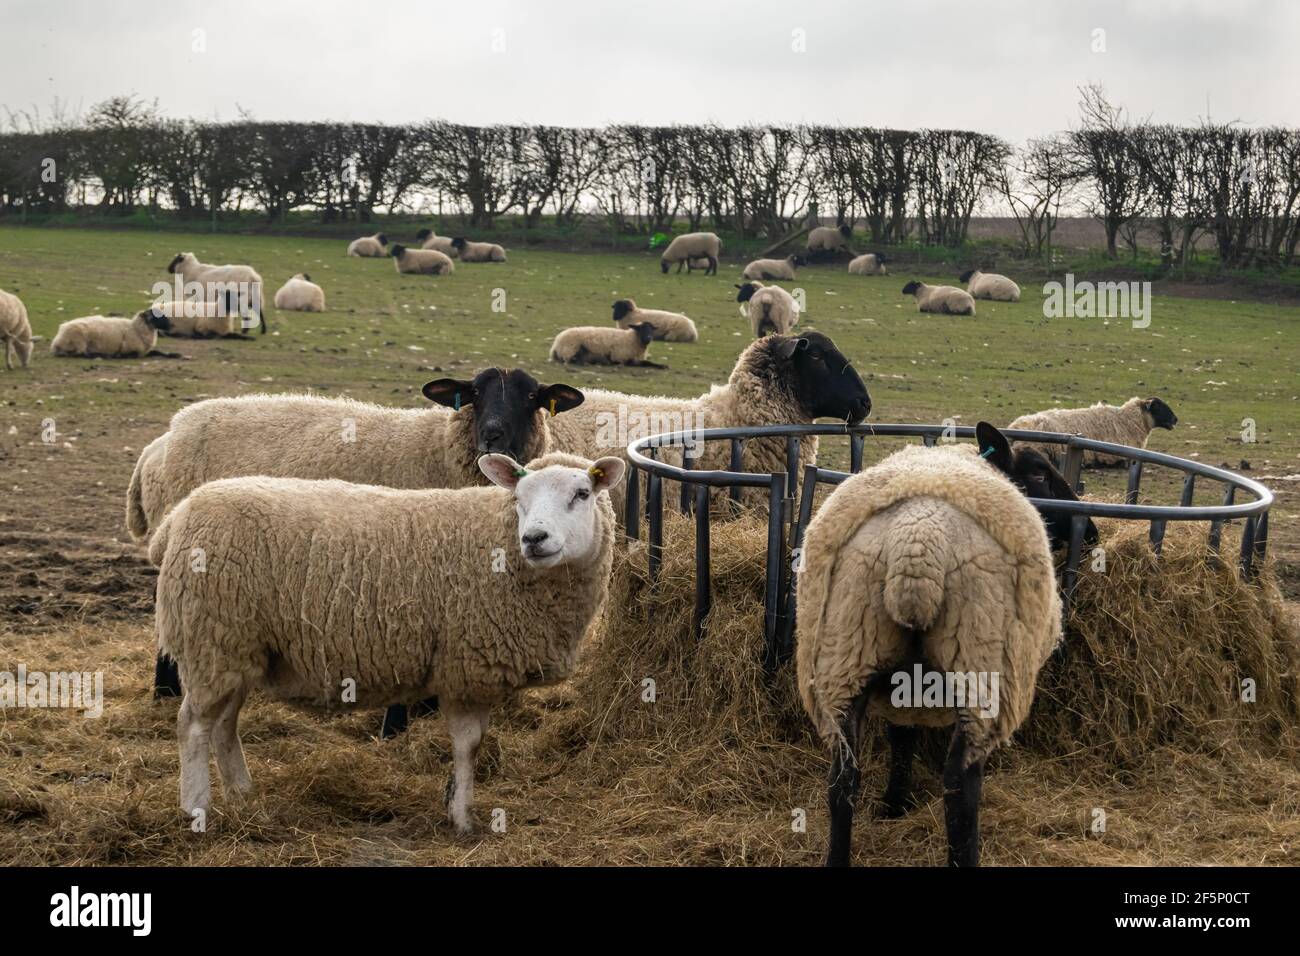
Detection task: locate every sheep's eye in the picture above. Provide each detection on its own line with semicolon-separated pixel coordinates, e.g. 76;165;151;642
528;392;537;401
573;489;590;503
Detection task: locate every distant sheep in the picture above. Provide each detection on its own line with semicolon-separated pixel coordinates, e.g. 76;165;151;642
391;244;454;275
51;311;172;358
742;254;804;281
611;299;698;342
550;323;662;367
273;273;326;312
960;269;1020;302
686;257;713;273
660;232;721;275
901;280;976;315
166;253;265;333
0;288;34;370
415;228;459;258
736;281;799;337
807;224;853;254
1008;396;1178;467
149;297;243;338
347;233;389;257
450;238;506;262
848;253;890;276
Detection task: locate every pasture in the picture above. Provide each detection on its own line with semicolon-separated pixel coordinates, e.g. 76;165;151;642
1;225;1298;865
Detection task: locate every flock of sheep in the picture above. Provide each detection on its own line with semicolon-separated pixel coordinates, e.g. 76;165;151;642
2;223;1184;866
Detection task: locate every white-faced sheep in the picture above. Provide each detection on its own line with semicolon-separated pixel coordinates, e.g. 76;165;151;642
546;330;871;517
391;244;454;275
450;237;506;262
415;228;459;258
148;298;242;338
611;299;698;342
166;253;265;333
273;273;326;312
347;233;389;257
807;224;854;256
848;253;890;276
1008;397;1178;467
550;323;663;368
796;424;1096;867
50;311;173;358
959;269;1020;302
0;288;34;370
736;281;799;337
152;452;625;832
901;280;976;316
742;255;804;281
660;232;722;275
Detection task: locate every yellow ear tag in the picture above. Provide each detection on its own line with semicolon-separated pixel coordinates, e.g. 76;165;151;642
588;465;605;481
549;398;557;418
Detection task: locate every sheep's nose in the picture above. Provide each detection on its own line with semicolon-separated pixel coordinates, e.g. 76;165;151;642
522;530;549;547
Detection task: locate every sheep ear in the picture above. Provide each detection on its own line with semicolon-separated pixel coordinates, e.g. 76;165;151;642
480;454;526;490
588;457;626;494
538;384;584;416
423;378;476;410
975;421;1013;474
774;336;807;359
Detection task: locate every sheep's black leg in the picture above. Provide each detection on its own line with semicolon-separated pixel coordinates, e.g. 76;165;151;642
943;726;986;867
380;704;409;739
412;695;440;718
825;686;870;867
877;723;917;818
154;654;182;698
706;255;717;275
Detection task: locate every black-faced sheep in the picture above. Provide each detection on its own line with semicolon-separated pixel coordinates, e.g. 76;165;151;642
450;238;506;262
742;255;804;281
736;281;799;337
848;253;890;276
50;311;173;358
1008;397;1178;467
611;299;698;342
959;269;1021;302
273;273;326;312
660;232;721;275
901;280;976;316
166;253;265;333
0;288;34;370
415;228;459;258
550;322;663;368
347;233;389;257
807;224;853;256
391;244;454;275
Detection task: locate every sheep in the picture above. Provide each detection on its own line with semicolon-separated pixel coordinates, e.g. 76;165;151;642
1008;396;1178;467
50;311;173;358
450;237;506;262
686;257;714;273
900;280;976;316
611;299;698;343
660;232;722;275
390;244;454;275
796;423;1096;867
148;298;242;339
151;451;626;832
415;228;459;258
550;322;663;368
546;330;871;517
0;288;34;370
166;253;265;334
736;281;800;337
347;232;389;257
807;224;853;255
959;269;1020;302
742;254;804;281
848;253;890;276
273;273;326;312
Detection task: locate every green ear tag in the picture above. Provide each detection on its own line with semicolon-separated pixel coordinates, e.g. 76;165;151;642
454;392;461;412
979;447;995;459
513;468;528;478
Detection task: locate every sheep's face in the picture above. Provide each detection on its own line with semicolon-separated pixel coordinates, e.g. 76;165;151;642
611;300;634;323
735;282;758;303
789;255;807;267
876;253;891;265
773;331;871;424
901;280;922;296
660;259;671;274
451;238;467;250
838;224;852;240
415;228;432;241
630;322;655;347
376;233;388;246
958;269;976;283
975;422;1099;551
142;309;172;333
166;253;194;276
424;368;584;459
389;244;406;258
480;456;626;568
1143;397;1178;430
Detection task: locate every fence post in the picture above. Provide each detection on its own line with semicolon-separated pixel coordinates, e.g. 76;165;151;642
762;473;787;671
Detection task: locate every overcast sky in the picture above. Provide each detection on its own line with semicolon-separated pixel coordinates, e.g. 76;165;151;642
3;0;1296;140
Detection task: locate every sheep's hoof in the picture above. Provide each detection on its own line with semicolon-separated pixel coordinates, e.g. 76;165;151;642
874;793;917;819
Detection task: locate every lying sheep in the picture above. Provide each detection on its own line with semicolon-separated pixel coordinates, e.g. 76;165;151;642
611;299;698;342
807;224;853;255
415;228;459;258
901;280;976;316
0;288;34;370
347;233;389;257
273;273;326;312
959;269;1020;302
149;297;243;338
686;257;714;273
848;253;890;276
1008;396;1178;467
547;330;871;517
736;281;799;337
450;237;506;262
742;254;804;281
550;322;663;368
166;252;265;333
391;243;454;275
50;311;173;358
660;232;721;275
153;452;625;832
796;423;1094;867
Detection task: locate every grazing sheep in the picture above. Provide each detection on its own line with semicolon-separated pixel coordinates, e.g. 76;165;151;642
959;269;1020;302
152;452;625;832
391;244;454;275
736;281;800;337
0;288;34;370
347;233;389;257
50;311;172;358
901;280;976;316
1008;397;1178;467
415;228;459;258
166;253;265;333
149;298;241;338
547;331;871;516
660;232;722;275
273;273;326;312
742;254;804;281
797;423;1094;867
848;253;890;276
611;299;698;342
807;224;854;255
450;237;506;262
550;322;663;368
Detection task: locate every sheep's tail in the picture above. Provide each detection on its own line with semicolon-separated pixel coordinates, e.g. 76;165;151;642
126;450;151;541
882;540;947;632
147;509;174;567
